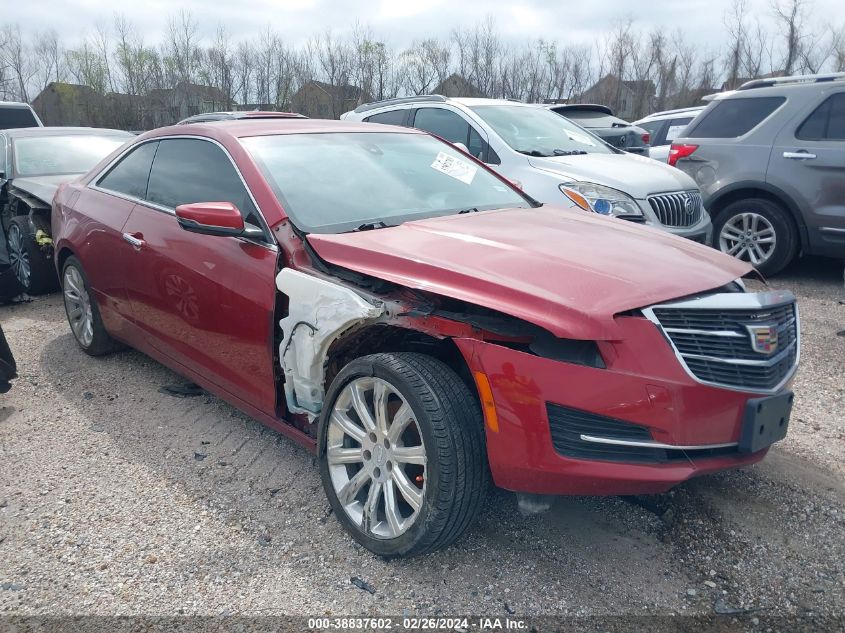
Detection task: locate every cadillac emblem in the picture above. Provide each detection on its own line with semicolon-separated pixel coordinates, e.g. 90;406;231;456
746;324;779;354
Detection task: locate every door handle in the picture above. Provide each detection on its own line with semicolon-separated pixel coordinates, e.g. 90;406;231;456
122;232;145;249
783;151;817;159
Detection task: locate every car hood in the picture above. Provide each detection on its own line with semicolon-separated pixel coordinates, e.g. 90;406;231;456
8;175;78;204
528;152;697;198
306;206;751;340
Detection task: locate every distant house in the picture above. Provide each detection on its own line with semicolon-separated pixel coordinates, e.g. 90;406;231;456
145;82;231;128
578;75;656;120
291;80;370;119
432;74;484;98
31;82;107;127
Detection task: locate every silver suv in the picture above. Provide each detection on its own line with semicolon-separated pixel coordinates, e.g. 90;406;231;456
342;97;712;242
671;73;845;275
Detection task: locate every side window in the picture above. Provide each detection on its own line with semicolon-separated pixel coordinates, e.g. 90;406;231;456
797;93;845;140
413;108;471;146
146;139;264;233
638;120;666;145
665;117;694;142
364;110;408;126
96;141;158;199
686;97;785;138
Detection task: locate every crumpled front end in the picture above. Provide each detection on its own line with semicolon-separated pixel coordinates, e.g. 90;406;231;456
454;289;798;496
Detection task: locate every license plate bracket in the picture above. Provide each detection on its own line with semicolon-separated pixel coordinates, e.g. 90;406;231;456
739;391;793;454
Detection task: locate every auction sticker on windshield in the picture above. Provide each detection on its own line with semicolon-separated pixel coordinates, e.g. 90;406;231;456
431;151;477;184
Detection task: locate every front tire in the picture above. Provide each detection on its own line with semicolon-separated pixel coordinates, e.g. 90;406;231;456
61;256;119;356
318;352;488;557
7;216;57;295
712;198;798;276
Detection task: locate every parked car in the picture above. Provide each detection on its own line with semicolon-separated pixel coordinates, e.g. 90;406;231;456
634;106;705;162
544;104;650;155
0;102;42;129
53;118;798;556
0;127;133;293
342;97;712;243
0;323;16;394
671;72;845;275
177;111;307;124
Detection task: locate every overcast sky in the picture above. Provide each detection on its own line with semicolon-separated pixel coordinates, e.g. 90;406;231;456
13;0;845;51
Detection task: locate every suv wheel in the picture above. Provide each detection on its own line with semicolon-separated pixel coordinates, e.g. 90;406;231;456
712;198;798;276
318;352;488;557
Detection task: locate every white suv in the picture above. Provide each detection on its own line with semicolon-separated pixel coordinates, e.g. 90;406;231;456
634;106;705;163
342;97;712;242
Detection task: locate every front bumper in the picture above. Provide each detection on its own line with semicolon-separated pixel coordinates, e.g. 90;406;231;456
455;315;786;496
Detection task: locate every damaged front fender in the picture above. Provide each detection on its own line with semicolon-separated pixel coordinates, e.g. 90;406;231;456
277;268;385;417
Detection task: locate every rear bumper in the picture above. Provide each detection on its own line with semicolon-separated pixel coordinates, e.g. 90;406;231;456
454;316;786;496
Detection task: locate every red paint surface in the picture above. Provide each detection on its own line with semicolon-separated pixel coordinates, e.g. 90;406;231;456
308;206;751;340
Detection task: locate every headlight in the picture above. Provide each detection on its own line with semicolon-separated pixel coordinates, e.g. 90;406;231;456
559;182;643;219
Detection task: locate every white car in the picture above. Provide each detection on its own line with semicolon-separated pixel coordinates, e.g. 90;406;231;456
342;97;712;242
634;106;705;163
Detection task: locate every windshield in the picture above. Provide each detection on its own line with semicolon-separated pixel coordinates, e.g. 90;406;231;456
470;105;614;157
242;132;531;234
13;134;130;177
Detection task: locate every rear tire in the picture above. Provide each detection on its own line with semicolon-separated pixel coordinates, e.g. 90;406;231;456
712;198;798;276
7;216;57;295
318;352;488;557
61;256;119;356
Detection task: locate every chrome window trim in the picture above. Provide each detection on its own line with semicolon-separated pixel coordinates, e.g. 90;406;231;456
580;435;738;451
88;135;277;251
642;289;800;395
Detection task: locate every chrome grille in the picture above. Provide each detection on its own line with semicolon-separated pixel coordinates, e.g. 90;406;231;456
644;291;799;392
648;190;703;227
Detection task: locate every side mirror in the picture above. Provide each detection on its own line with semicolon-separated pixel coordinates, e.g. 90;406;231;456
175;201;248;237
452;142;469;153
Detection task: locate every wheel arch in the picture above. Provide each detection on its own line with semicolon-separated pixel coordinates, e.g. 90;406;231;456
325;324;478;408
707;182;808;248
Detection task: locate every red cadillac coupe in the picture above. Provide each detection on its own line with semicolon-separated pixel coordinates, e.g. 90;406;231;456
52;119;798;557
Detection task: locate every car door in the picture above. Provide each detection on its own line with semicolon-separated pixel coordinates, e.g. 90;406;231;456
75;141;160;341
120;137;279;414
768;90;845;256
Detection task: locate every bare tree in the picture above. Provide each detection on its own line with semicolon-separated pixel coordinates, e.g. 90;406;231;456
0;24;34;101
772;0;807;74
400;39;451;95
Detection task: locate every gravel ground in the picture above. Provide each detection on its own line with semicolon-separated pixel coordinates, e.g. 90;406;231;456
0;256;843;628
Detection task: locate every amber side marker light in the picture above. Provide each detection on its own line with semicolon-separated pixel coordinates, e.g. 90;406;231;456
473;371;499;433
560;186;590;212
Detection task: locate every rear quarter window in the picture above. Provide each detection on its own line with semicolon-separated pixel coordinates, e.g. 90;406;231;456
0;107;39;129
686;97;785;138
364;110;408;126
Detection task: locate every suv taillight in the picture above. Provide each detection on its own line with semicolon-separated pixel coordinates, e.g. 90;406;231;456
668;143;698;167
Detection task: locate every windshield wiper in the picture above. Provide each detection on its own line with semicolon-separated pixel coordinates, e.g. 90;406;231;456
517;149;552;157
354;221;391;231
552;149;588;156
458;207;480;214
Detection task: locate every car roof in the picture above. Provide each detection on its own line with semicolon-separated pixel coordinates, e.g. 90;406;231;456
2;126;132;138
0;101;33;108
636;106;705;123
177;111;307;124
544;103;614;115
144;118;423;140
